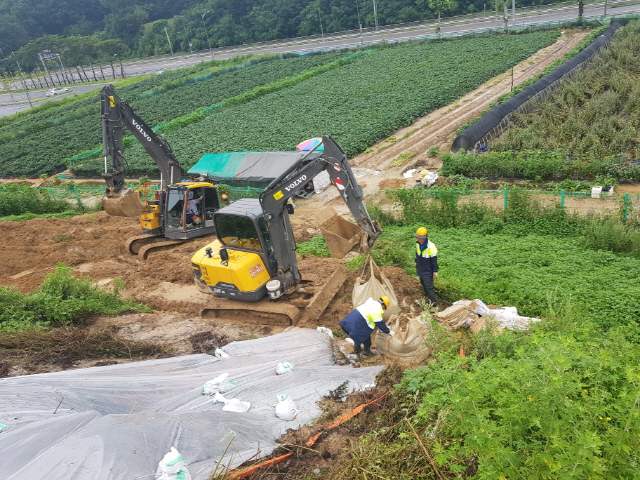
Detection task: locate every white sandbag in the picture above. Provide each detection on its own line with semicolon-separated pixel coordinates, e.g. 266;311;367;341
155;447;192;480
214;347;229;359
316;326;334;338
275;394;299;421
345;338;354;345
353;257;400;320
203;373;236;395
471;299;492;317
212;393;251;413
222;398;251;413
275;362;294;375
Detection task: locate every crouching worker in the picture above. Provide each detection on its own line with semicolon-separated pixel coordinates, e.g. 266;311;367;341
339;296;395;356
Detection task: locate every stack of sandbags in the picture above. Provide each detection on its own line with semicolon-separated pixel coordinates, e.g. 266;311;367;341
375;316;431;364
436;300;481;330
436;299;541;332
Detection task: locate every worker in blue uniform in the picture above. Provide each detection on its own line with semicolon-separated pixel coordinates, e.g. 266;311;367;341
339;296;395;356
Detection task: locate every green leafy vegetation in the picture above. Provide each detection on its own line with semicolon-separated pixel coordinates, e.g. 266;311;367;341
0;53;345;178
92;30;559;177
440;149;640;181
494;20;640;156
0;264;151;331
0;184;78;217
296;236;331;258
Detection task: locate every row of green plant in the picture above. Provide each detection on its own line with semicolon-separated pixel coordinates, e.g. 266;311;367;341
440;149;640;181
442;173;617;192
0;264;150;331
83;30;560;177
493;19;640;155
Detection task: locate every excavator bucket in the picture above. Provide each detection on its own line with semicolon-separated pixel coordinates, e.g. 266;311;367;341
102;188;153;217
317;208;362;259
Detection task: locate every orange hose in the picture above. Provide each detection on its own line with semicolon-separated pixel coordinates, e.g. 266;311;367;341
226;390;391;478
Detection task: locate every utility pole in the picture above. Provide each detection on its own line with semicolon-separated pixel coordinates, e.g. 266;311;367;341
318;3;325;42
38;52;54;86
512;0;516;26
15;60;33;108
373;0;378;31
355;0;364;46
604;0;608;17
201;12;214;59
164;27;174;55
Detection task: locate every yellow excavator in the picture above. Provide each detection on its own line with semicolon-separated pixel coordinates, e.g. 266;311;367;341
100;84;220;259
191;135;382;326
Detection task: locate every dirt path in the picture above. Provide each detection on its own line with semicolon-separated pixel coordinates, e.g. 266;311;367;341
349;29;590;190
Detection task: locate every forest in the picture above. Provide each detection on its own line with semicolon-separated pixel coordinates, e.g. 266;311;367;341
1;0;565;70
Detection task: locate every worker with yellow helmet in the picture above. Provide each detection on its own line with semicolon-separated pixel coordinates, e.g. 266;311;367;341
338;296;395;356
414;226;439;309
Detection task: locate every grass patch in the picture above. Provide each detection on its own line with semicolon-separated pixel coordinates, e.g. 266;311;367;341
0;264;151;331
296;235;331;258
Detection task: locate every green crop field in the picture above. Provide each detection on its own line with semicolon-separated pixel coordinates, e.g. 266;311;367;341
70;30;558;177
0;30;560;179
0;52;346;178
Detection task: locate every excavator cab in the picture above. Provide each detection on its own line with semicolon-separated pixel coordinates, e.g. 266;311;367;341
163;183;219;239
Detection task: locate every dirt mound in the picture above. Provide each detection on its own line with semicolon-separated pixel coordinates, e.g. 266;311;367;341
378;178;410;190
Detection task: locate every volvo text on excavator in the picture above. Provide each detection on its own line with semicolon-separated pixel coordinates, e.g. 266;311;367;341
100;84;219;258
191;135;382;326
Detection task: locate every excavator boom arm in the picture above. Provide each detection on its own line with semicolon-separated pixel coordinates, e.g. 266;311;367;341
259;135;381;288
100;84;182;193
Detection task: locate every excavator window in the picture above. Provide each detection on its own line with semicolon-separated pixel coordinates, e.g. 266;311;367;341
165;188;185;230
215;215;263;253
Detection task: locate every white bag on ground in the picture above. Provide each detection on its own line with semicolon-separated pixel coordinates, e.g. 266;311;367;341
155;447;192;480
275;394;299;421
214;347;229;359
353;257;400;320
317;326;334;338
203;373;236;395
376;316;431;364
275;362;294;375
211;392;251;413
222;398;251;413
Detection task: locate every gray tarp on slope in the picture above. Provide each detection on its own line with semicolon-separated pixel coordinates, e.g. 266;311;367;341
0;329;382;480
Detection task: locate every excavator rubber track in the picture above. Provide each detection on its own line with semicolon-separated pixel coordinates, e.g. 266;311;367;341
199;265;347;327
126;234;187;260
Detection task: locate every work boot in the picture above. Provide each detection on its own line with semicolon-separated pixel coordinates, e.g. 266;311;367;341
362;348;375;357
353;345;362;355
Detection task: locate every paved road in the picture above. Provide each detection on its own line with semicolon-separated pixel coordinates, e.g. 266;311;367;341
0;1;638;118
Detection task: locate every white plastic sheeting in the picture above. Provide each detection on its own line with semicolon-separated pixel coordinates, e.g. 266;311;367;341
0;329;382;480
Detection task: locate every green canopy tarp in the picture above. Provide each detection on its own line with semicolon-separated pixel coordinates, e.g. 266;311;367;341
188;151;323;187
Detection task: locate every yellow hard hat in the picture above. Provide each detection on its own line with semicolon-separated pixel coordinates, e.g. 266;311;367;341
414;227;428;239
379;296;391;309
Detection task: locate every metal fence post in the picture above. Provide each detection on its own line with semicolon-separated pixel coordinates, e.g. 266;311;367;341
503;187;508;215
100;186;105;196
560;189;565;208
73;186;83;208
48;187;57;202
624;192;629;222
